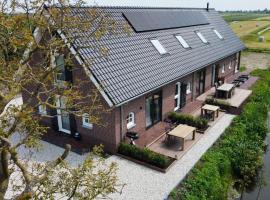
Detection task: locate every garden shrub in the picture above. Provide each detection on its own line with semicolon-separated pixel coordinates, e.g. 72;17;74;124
118;143;171;169
168;112;208;130
205;96;231;111
171;69;270;200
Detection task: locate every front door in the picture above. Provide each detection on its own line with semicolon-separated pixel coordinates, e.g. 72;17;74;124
56;97;71;134
145;91;162;128
198;69;206;95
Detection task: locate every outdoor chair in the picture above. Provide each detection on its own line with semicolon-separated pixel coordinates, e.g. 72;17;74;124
239;74;250;80
232;80;241;87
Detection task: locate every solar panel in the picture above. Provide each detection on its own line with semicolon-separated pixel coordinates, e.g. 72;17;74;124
123;10;209;32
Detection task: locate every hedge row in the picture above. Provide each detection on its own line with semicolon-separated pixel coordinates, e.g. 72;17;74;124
205;96;231;111
118;143;172;169
170;69;270;200
168;112;208;130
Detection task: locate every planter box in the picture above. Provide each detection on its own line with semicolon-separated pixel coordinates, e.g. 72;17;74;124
116;153;177;173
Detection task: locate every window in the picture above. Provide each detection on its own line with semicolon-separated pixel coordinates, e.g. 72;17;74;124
213;29;224;40
222;64;225;73
196;31;208;44
229;61;232;69
146;91;162;128
175;35;190;49
186;82;191;94
174;82;181;111
126;112;135;129
82;113;93;129
150;39;167;55
38;104;47;115
55;54;66;81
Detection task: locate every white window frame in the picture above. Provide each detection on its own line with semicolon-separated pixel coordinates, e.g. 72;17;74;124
38;104;47;115
186;82;191;94
54;54;66;82
229;61;232;69
222;64;225;73
150;39;167;55
56;96;71;134
174;82;181;111
126;112;135;130
82;113;93;129
175;35;190;49
213;29;224;40
196;31;208;44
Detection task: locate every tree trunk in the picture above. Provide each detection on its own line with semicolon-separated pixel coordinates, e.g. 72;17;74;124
0;149;10;199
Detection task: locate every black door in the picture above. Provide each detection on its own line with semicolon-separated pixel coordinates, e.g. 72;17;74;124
180;83;187;108
215;65;220;84
198;69;206;95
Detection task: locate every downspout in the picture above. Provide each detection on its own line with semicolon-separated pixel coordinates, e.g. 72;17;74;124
237;51;242;71
120;105;124;142
192;72;196;101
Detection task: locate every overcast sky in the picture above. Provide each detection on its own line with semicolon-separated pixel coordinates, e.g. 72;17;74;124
88;0;270;11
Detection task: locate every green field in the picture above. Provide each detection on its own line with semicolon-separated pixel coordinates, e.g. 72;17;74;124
225;13;270;52
221;12;270;22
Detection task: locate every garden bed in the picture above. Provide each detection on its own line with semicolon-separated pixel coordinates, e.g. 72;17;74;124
118;143;176;173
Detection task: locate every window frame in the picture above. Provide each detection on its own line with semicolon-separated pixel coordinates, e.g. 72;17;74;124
175;35;190;49
54;54;66;82
145;91;162;129
213;29;224;40
222;64;225;73
82;113;93;129
150;38;168;55
186;82;191;94
196;31;208;44
174;82;181;111
38;104;47;115
126;112;136;130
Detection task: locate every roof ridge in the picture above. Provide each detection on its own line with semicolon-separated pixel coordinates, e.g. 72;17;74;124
54;5;215;11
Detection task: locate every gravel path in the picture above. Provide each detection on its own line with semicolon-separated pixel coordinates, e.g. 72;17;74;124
241;52;270;70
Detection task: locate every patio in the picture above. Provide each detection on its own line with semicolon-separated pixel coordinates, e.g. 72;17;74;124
148;111;226;159
196;87;252;108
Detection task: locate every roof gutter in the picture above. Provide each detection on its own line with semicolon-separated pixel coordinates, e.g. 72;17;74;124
115;47;245;107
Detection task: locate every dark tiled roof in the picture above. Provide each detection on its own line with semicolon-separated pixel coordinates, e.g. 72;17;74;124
64;6;245;106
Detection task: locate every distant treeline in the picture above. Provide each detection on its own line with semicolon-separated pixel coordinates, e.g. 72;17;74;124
221;9;270;14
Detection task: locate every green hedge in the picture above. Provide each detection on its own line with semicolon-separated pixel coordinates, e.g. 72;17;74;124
205;96;231;111
168;112;208;130
170;69;270;200
118;143;171;169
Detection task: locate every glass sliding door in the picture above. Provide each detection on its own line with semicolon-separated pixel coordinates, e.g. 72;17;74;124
145;91;162;128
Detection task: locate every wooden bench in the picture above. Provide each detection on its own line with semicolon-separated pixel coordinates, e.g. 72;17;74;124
166;124;196;151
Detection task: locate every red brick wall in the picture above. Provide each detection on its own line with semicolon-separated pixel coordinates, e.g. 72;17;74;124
22;50;240;153
116;53;239;148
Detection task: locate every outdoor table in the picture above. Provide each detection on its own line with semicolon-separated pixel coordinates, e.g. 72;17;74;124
201;104;220;121
216;83;234;99
166;124;196;151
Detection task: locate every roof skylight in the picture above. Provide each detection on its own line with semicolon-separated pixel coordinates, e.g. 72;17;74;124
175;35;190;49
196;31;208;44
150;39;167;55
213;29;224;40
